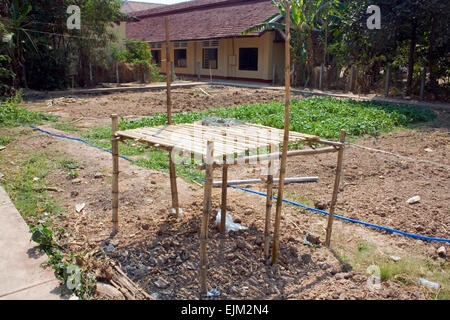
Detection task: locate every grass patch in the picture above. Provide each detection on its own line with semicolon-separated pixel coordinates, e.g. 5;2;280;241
0;135;13;145
0;151;64;221
52;121;79;133
0;93;56;127
333;234;449;300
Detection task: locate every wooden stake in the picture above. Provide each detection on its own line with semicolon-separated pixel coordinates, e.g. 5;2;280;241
111;114;119;232
165;17;172;124
169;149;179;215
200;141;214;296
220;155;228;233
264;145;274;259
271;1;290;265
325;129;346;247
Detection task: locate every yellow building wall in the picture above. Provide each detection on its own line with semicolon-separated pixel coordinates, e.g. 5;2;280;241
154;31;284;82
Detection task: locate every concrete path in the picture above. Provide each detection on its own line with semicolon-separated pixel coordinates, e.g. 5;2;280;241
0;187;66;300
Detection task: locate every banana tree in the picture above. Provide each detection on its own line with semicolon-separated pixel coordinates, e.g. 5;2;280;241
243;0;342;86
2;0;37;88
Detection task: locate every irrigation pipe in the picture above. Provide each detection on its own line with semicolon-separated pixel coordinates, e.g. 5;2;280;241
29;125;450;243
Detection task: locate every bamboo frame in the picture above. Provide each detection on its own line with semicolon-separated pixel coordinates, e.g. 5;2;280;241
111;114;119;232
325;129;346;247
271;1;291;265
200;141;214;296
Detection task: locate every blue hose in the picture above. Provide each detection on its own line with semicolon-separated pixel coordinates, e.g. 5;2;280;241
227;184;450;243
29;125;134;162
30;125;450;243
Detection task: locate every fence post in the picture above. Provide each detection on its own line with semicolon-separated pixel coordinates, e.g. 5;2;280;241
272;64;276;86
349;65;354;92
384;65;391;97
89;62;94;86
419;67;426;101
319;63;324;90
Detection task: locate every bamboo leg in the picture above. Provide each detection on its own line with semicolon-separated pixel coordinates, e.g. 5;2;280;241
111;114;119;233
272;2;291;265
169;149;180;215
165;17;172;124
220;155;228;233
325;129;346;247
200;141;214;296
264;145;274;259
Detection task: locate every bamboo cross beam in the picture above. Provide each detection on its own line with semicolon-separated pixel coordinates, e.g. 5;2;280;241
111;114;119;232
197;146;339;170
325;129;346;247
212;177;318;188
272;1;291;265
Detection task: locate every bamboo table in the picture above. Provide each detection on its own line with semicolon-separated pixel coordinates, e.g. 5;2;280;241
110;118;345;296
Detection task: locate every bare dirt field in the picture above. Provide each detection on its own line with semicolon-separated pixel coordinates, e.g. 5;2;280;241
25;85;287;120
2;85;449;300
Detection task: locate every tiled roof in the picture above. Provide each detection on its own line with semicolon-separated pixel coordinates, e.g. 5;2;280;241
126;0;279;42
121;1;165;14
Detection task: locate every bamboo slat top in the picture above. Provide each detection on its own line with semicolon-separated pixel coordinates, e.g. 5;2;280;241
116;122;320;158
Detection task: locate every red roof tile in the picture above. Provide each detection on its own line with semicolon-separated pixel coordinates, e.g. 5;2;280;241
126;0;279;42
121;1;165;14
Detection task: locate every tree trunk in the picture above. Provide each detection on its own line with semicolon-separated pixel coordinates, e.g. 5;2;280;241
406;20;417;97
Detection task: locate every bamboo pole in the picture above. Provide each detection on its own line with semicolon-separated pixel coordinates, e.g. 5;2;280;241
200;141;214;296
264;145;274;259
169;149;179;215
111;114;119;232
271;1;290;265
220;155;228;233
165;16;179;215
165;17;172;124
325;129;346;247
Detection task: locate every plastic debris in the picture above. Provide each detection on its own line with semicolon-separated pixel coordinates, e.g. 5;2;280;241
75;203;86;213
206;288;221;297
215;209;248;232
390;255;401;262
419;278;440;290
406;196;420;204
303;235;313;247
424;148;433;152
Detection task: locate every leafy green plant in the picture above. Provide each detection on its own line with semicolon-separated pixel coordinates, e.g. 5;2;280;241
0;91;56;127
67;170;79;180
31;223;96;299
